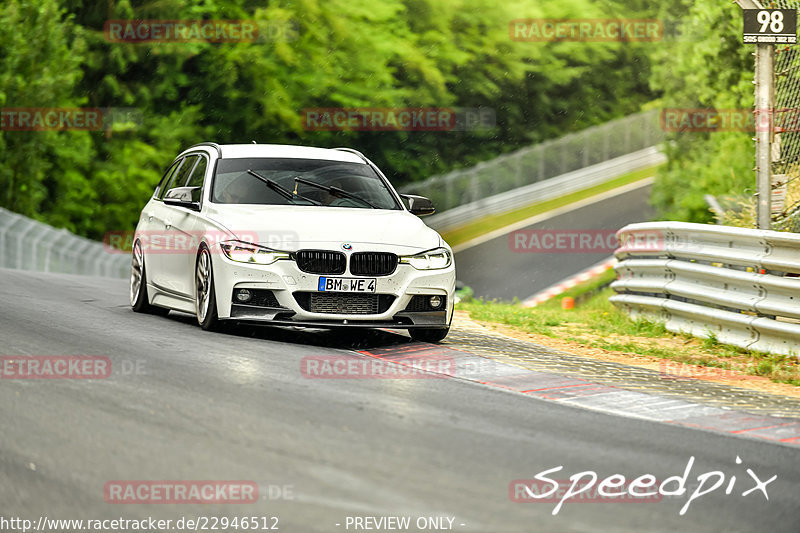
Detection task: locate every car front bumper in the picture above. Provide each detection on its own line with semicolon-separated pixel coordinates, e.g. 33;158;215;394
208;245;455;329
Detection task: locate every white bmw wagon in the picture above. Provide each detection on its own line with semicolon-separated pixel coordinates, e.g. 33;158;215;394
130;143;455;342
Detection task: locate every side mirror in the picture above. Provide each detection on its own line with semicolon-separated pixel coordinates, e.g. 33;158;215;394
401;194;435;216
164;186;201;211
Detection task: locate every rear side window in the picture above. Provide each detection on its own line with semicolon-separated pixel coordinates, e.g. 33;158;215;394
171;155;199;189
158;155;198;200
184;156;208;189
154;160;181;198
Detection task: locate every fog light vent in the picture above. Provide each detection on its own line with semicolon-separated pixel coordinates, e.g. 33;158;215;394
235;288;252;303
404;295;447;312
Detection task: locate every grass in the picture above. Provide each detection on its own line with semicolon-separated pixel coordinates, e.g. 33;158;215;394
546;267;617;305
441;164;663;248
446;160;800;387
457;274;800;387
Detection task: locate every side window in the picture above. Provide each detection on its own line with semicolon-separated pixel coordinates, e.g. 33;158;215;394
184;155;208;189
159;155;198;200
157;158;185;200
154;160;180;199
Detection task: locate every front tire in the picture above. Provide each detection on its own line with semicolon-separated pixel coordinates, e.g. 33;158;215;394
195;246;223;331
409;327;449;343
130;240;170;316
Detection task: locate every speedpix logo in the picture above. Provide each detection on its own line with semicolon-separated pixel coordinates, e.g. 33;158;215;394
511;456;776;515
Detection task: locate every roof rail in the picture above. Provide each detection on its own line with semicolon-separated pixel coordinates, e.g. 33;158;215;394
186;142;222;157
333;147;367;162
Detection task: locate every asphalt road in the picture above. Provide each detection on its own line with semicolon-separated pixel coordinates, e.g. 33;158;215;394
454;182;654;301
1;269;799;532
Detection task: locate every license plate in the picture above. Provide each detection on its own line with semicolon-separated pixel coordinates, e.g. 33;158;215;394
318;277;376;293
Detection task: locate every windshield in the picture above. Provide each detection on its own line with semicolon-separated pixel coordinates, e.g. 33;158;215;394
211;157;401;210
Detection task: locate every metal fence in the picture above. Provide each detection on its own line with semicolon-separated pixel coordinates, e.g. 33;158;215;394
423;147;665;232
401;110;664;215
772;0;800;230
0;207;130;278
611;221;800;356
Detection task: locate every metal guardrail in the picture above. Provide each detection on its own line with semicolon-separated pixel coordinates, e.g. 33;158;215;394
421;147;665;232
0;207;129;278
402;109;665;230
611;221;800;356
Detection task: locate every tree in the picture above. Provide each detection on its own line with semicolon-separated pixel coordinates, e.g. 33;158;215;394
648;0;755;223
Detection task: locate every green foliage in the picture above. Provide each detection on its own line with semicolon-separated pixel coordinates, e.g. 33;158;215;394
0;0;88;227
648;0;757;223
1;0;658;239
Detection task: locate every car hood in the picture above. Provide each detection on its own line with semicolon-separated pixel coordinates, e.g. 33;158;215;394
203;205;443;254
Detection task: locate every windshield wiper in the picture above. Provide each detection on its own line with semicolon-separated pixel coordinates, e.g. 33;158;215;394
293;177;378;209
247;170;320;205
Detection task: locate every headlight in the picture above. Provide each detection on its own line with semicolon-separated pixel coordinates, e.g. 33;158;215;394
399;247;452;270
220;241;290;265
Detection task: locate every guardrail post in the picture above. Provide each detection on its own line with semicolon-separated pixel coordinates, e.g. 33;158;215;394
16;220;36;270
75;240;98;274
624;121;632;154
29;223;50;270
0;209;20;269
42;229;63;272
445;174;453;211
537;145;545;182
469;171;479;204
582;130;589;168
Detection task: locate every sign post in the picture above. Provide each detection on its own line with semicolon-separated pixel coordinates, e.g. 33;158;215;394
754;40;774;230
739;4;797;229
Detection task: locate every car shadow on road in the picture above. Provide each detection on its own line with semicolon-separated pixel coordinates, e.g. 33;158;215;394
164;311;412;350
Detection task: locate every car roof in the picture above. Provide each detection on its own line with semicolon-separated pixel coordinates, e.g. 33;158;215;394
180;143;366;164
